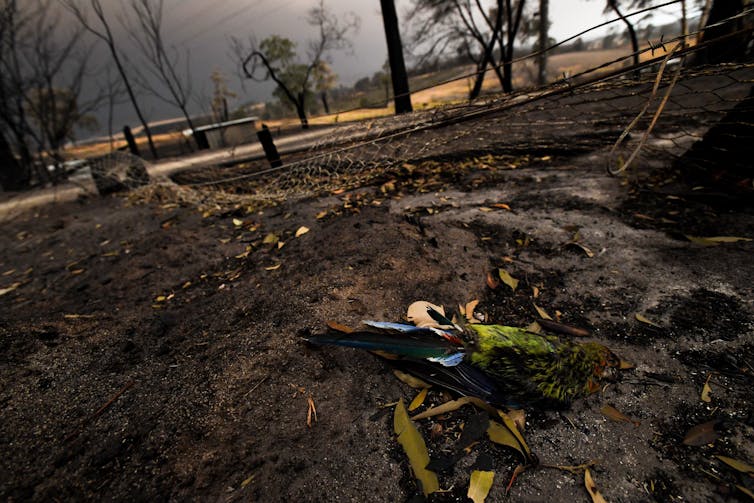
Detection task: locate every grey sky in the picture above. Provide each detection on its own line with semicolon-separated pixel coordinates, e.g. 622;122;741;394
73;0;689;135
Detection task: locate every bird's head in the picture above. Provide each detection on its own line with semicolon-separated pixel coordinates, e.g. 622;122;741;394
582;342;621;393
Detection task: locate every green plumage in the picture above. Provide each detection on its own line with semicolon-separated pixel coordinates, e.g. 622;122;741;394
466;324;617;406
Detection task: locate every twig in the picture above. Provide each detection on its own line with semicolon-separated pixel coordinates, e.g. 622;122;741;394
608;44;684;176
63;380;135;443
244;375;269;397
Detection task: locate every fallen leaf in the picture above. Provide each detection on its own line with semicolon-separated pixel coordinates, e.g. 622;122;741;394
264;263;281;271
70;269;85;275
486;271;500;290
408;388;429;412
316;210;328;219
262;233;278;245
412;396;477;420
584;469;608;503
498;269;519;291
735;485;754;500
232;218;243;227
240;473;255;488
682;420;719;446
407;301;446;328
685;235;752;246
507;409;526;432
295;226;310;238
154;295;167;302
467;470;495;503
464;299;480;323
701;374;712;403
3;269;16;276
716;455;754;475
479;206;493;212
394;399;440;497
635;313;661;328
536;318;591;337
393;370;431;389
493;410;534;462
0;282;21;296
533;303;552;320
492;203;511;210
564;241;595;257
532;286;540;298
410;396;497;421
63;314;95;319
600;404;640;426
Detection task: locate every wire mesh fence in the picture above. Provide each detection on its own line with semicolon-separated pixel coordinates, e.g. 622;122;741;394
123;6;754;212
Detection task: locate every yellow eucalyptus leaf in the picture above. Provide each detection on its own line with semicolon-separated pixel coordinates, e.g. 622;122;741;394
635;313;661;328
686;235;752;246
393;370;431;389
716;455;754;475
584;469;608;503
295;226;310;238
394;399;439;497
408;388;429;412
533;303;552;320
262;233;278;245
467;470;495;503
497;269;519;291
701;374;712;403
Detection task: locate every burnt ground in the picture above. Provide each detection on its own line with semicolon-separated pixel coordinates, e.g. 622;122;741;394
1;135;753;503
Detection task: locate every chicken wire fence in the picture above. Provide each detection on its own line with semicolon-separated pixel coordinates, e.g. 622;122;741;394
125;26;754;210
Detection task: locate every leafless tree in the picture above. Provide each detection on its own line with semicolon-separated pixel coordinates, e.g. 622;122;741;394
407;0;527;98
232;0;359;129
62;0;159;159
103;64;126;152
0;0;36;188
0;0;102;188
536;0;549;85
124;0;199;149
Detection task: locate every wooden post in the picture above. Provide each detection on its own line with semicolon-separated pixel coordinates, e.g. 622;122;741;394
380;0;412;114
257;124;282;168
123;126;140;157
537;0;549;86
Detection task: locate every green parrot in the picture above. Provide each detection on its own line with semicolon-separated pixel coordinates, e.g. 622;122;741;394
306;305;620;409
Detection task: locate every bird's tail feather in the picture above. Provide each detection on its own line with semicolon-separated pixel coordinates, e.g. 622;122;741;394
306;324;463;362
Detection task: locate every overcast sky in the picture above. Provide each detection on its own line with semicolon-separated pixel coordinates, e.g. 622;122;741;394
70;0;690;135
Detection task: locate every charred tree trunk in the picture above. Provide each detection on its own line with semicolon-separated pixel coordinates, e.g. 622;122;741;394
607;0;640;78
694;0;749;65
320;92;330;114
0;132;29;191
537;0;549;86
380;0;412;114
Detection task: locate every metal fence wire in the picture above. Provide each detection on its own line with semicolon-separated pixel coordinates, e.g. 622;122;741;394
131;9;754;209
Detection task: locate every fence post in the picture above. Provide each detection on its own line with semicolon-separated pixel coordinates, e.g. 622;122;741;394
257;124;282;168
123;126;141;157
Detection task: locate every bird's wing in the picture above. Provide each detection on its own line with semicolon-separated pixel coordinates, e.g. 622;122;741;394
391;358;514;407
306;322;464;363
